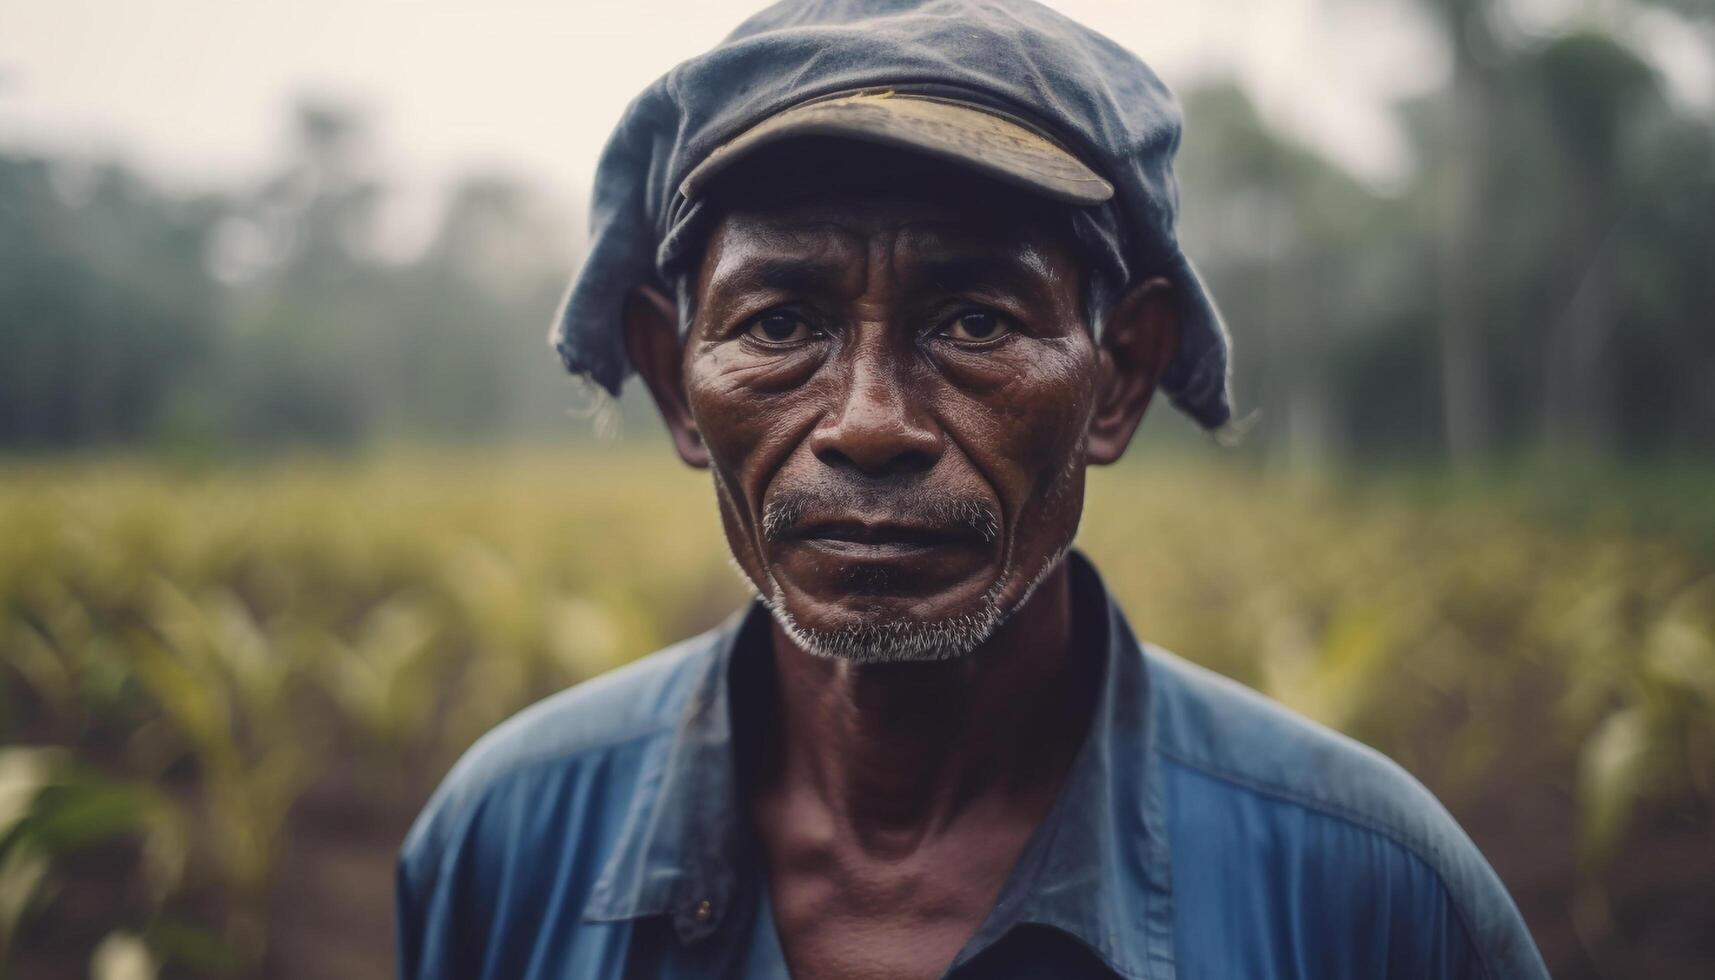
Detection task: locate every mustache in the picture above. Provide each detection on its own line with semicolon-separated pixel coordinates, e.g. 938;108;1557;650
760;484;1000;543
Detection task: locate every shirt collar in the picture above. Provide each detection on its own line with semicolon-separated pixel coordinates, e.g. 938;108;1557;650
583;550;1177;977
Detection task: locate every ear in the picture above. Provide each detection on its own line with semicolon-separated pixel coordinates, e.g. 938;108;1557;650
624;284;710;468
1086;276;1179;465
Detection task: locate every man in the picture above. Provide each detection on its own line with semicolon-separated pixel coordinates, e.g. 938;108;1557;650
396;1;1550;977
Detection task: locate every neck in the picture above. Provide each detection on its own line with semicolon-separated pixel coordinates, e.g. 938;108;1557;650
757;558;1097;851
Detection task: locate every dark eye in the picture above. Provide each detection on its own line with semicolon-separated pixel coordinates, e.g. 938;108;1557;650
939;310;1010;343
745;312;815;345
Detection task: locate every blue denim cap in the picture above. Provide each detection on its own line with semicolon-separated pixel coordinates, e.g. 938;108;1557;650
551;0;1234;430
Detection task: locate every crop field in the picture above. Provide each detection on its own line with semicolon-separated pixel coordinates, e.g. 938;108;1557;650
2;449;1712;978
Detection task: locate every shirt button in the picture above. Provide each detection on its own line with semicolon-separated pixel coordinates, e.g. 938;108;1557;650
694;899;713;923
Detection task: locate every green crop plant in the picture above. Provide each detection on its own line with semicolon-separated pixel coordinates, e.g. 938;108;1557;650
0;450;1709;975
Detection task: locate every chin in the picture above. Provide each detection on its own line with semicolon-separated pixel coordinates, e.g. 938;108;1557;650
765;588;1005;663
760;544;1069;664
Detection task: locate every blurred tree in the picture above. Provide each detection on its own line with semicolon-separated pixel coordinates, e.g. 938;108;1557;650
1428;0;1502;463
1536;32;1669;453
1175;2;1715;464
395;175;577;440
1397;22;1715;458
2;25;1709;462
1177;83;1414;467
217;99;394;448
214;100;577;448
0;158;222;448
1397;0;1714;460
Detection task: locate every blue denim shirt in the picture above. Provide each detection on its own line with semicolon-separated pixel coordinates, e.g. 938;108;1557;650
396;552;1549;979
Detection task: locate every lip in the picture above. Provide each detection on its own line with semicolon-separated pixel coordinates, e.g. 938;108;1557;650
795;537;953;560
789;520;978;549
775;516;994;591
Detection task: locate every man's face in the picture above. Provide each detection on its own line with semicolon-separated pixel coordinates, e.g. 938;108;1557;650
679;187;1102;662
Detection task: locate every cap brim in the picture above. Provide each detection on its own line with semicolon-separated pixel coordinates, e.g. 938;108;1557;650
678;91;1114;205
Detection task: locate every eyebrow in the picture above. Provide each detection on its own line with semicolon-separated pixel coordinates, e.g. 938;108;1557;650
705;256;849;301
910;249;1057;301
698;229;1063;313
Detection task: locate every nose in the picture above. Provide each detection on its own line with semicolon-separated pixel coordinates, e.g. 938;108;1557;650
807;340;943;478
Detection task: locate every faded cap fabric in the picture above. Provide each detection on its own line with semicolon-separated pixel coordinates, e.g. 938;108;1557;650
677;90;1118;205
551;0;1234;430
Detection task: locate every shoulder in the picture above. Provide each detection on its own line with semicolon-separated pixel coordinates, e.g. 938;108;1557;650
1147;644;1458;860
398;625;720;887
1143;644;1547;979
432;627;714;798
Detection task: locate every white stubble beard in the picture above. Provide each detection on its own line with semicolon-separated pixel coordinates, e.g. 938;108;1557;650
719;441;1085;664
746;539;1071;664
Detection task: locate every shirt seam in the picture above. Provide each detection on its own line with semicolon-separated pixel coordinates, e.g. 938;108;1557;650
1158;749;1496;980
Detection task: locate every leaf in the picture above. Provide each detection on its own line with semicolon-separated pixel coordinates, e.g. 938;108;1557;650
91;931;159;980
0;844;50;959
0;747;63;841
1576;706;1652;865
144;916;239;974
23;778;149;854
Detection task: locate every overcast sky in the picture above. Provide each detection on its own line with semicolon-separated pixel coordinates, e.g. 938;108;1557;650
1;0;1706;250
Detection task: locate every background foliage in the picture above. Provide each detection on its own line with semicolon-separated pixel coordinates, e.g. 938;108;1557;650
2;453;1712;977
2;0;1712;976
3;8;1712;462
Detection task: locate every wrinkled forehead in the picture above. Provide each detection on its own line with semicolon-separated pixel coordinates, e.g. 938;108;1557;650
692;189;1082;305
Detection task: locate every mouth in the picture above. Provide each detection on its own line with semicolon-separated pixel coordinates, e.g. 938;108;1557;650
767;502;999;600
789;520;981;556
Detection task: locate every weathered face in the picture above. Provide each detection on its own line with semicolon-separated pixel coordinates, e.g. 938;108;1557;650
626;168;1176;663
682;190;1099;661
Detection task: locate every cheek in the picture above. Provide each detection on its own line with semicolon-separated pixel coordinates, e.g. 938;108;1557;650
708;467;763;583
690;382;777;589
944;337;1096;503
685;345;824;525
